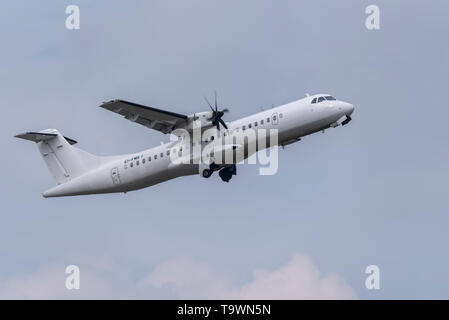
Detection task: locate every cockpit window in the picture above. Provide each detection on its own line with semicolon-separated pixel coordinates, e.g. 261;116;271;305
311;98;317;104
317;97;325;103
324;96;336;101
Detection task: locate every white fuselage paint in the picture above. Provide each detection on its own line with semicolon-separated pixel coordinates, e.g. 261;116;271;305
42;94;354;197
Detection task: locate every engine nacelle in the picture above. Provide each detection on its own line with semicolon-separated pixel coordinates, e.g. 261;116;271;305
180;111;214;132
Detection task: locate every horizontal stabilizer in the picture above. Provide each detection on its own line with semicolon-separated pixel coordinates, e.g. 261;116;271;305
15;131;77;145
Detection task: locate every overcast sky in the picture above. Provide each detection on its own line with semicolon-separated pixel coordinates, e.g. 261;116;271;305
1;0;448;299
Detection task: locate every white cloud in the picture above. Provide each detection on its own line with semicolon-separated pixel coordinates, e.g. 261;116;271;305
141;253;356;299
0;253;356;299
230;253;356;299
140;256;232;299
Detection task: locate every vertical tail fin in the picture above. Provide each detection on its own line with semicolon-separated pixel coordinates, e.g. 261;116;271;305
15;129;105;184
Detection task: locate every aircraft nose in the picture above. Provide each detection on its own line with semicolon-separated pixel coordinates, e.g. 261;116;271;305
342;102;354;116
347;103;354;115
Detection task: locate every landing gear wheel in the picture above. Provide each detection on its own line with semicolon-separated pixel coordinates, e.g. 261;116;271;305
219;165;236;183
202;169;213;178
219;169;232;182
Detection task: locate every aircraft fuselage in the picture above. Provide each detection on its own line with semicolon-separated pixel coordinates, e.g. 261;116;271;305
38;94;354;197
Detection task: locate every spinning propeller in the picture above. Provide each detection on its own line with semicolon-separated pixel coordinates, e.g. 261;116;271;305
203;92;229;130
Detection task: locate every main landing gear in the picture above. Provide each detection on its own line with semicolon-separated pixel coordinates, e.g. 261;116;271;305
218;165;236;183
201;169;213;178
200;164;237;183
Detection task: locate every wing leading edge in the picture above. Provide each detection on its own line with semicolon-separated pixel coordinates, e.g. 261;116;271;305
100;99;188;134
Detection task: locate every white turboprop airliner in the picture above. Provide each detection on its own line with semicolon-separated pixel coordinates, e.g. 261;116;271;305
16;94;354;197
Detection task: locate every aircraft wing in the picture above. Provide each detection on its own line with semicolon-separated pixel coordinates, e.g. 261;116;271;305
100;99;189;134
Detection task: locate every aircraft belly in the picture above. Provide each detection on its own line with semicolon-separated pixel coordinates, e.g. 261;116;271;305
123;162;197;192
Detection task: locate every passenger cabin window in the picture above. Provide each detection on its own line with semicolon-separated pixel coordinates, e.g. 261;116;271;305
242;125;246;130
255;121;258;126
136;160;139;165
261;119;264;125
267;117;270;123
154;155;157;160
130;162;134;167
148;156;151;162
167;150;170;156
142;158;146;164
160;152;163;158
248;123;252;128
279;113;283;118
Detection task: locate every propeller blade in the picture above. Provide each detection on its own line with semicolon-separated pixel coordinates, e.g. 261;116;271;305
218;118;228;130
203;92;229;131
203;96;214;112
212;119;219;130
214;91;218;111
